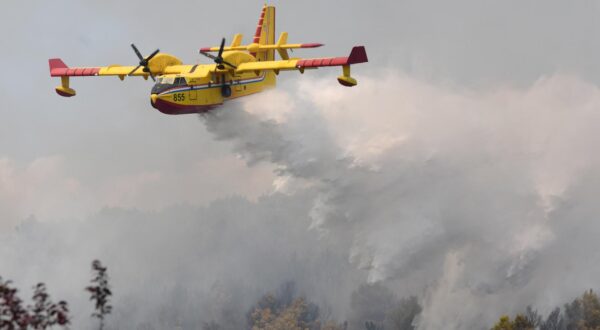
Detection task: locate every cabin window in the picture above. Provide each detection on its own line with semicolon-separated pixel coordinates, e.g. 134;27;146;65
174;77;187;86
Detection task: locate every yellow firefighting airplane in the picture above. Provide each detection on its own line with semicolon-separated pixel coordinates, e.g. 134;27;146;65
48;5;368;115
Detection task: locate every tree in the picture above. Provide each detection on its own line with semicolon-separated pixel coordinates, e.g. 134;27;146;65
512;314;535;330
247;282;345;330
29;283;51;330
581;289;600;328
86;260;112;330
540;307;563;330
385;296;421;330
0;278;69;330
563;289;600;330
0;276;29;329
349;283;396;329
491;290;600;330
491;315;514;330
523;306;541;329
29;283;69;329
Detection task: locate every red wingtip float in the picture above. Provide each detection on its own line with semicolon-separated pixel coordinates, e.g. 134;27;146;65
48;5;368;115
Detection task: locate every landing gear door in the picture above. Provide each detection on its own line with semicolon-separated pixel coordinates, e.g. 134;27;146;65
189;87;197;101
234;75;243;92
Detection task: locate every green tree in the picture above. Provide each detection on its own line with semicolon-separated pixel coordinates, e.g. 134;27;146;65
513;314;535;330
491;315;514;330
581;289;600;329
564;289;600;330
247;282;345;330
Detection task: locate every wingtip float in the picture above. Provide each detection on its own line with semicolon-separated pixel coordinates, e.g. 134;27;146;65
48;5;368;115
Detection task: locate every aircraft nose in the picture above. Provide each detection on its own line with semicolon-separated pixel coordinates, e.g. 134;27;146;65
150;94;158;104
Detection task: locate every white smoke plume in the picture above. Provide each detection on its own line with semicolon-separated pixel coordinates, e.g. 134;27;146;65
200;72;600;329
3;72;600;329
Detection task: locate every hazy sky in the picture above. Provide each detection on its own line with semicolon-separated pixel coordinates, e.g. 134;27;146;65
2;0;600;223
3;1;600;329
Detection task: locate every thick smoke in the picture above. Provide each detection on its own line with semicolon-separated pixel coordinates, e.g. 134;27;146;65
200;73;600;328
3;73;600;329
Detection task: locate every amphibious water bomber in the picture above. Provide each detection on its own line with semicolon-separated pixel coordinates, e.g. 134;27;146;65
48;5;368;115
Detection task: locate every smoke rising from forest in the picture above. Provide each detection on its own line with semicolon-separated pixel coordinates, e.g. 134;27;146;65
3;73;600;329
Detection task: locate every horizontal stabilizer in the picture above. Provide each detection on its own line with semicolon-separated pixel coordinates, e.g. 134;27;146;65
199;42;324;54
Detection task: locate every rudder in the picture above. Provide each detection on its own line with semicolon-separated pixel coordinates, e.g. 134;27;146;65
253;5;276;61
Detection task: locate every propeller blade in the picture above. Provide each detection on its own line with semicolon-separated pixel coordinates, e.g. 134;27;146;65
131;44;144;61
128;65;142;76
200;52;219;61
217;38;226;58
146;49;160;62
222;60;237;69
129;44;158;80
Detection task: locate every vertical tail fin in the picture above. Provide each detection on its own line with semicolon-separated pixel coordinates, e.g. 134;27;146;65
253;5;276;61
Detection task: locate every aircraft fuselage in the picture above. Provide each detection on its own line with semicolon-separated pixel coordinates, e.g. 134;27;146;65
150;69;275;115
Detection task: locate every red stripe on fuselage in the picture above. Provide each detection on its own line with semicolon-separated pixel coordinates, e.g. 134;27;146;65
151;97;218;115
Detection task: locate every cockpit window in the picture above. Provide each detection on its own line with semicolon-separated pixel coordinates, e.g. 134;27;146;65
161;77;175;85
151;76;178;94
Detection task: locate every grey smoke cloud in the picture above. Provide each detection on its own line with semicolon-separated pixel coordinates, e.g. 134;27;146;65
199;73;600;328
3;72;600;329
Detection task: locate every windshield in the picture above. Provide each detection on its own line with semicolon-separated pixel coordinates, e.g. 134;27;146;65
151;76;187;94
156;77;175;85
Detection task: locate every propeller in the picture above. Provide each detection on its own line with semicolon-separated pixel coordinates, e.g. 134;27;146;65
199;38;237;70
128;44;160;81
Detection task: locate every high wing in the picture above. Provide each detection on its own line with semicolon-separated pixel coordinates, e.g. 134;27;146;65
234;46;368;86
48;60;193;79
48;54;192;97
